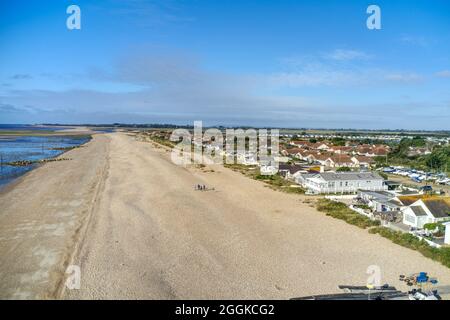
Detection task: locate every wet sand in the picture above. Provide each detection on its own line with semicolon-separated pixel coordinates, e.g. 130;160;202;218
1;132;449;299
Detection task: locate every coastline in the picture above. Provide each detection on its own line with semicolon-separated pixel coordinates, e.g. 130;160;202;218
0;132;93;191
0;134;110;299
1;132;450;299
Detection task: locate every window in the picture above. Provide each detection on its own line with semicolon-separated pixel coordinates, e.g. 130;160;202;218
404;214;415;224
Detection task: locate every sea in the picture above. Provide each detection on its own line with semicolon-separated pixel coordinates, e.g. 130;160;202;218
0;125;91;188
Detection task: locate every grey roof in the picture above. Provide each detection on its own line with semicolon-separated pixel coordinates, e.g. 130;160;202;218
278;164;303;174
296;173;316;180
410;206;427;217
359;190;394;200
317;172;383;182
423;199;450;218
384;199;403;207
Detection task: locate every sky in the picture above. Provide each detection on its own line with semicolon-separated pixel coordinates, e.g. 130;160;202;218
0;0;449;129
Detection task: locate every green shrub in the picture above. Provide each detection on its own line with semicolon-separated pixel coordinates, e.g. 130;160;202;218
369;227;450;269
423;223;438;231
316;199;380;229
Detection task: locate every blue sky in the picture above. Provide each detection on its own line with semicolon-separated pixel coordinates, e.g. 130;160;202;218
1;0;449;129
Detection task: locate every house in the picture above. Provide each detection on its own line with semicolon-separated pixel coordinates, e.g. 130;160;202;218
444;221;450;245
373;146;389;157
237;152;258;165
290;141;330;151
402;197;450;229
282;148;303;158
355;145;373;156
278;164;304;180
358;190;403;212
324;155;354;168
315;143;331;151
351;156;375;168
329;146;353;154
296;171;386;194
407;147;432;157
302;151;324;163
310;154;330;165
384;180;402;191
355;144;390;157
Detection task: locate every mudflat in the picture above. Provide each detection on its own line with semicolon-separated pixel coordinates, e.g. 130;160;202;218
1;132;449;299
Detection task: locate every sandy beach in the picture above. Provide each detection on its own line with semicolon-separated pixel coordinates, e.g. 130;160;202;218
1;132;449;299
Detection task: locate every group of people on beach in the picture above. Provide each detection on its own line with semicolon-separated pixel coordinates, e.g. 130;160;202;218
195;184;208;191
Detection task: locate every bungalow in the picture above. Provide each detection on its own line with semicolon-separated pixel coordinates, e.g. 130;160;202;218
324;155;354;168
314;143;331;151
300;153;330;165
282;148;303;158
402;197;450;229
358;190;402;212
329;146;353;154
299;150;320;163
351;156;375;168
355;145;373;155
237;153;258;165
355;145;389;157
290;141;330;151
278;164;304;180
373;147;389;157
296;171;386;194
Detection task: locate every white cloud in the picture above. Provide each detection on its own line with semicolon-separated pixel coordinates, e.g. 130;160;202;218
435;70;450;78
385;73;423;83
1;50;439;128
324;49;371;61
266;69;362;87
400;35;428;47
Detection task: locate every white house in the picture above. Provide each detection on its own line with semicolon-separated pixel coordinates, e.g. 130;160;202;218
237;152;258;165
351;156;375;168
443;221;450;245
358;190;402;212
402;197;450;229
323;155;354;168
296;171;386;194
278;164;304;180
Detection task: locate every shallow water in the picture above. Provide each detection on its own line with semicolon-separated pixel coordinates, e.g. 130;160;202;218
0;135;90;188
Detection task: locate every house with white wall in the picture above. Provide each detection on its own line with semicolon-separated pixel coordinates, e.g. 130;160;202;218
296;171;386;194
402;197;450;229
324;155;354;168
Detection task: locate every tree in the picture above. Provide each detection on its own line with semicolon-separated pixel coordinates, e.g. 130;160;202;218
336;166;352;172
331;137;346;146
